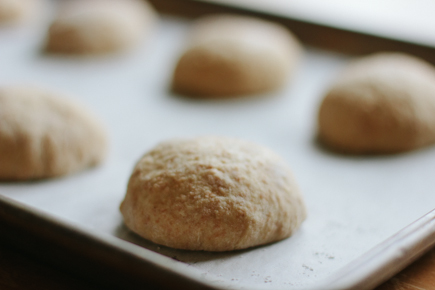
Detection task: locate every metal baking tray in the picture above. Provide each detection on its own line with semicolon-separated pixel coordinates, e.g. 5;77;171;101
148;0;435;64
1;1;435;289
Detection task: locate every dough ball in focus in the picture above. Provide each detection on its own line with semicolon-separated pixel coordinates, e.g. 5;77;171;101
120;136;306;251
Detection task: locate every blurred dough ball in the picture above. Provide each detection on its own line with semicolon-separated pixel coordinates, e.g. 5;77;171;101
172;14;302;98
0;0;36;24
318;53;435;154
45;0;156;55
120;136;306;251
0;85;108;180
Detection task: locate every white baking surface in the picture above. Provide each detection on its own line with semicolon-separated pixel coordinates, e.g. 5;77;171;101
2;4;435;289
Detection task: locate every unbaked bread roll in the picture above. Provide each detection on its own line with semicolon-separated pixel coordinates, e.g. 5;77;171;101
45;0;156;55
0;0;36;24
0;86;108;180
318;53;435;154
172;14;302;98
120;136;306;251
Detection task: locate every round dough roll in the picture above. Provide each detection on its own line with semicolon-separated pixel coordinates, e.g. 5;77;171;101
120;136;306;251
0;86;108;180
172;14;302;98
318;53;435;154
45;0;156;55
0;0;36;24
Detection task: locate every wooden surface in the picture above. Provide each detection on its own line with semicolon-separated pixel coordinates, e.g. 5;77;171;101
0;241;434;290
376;249;435;290
0;242;97;290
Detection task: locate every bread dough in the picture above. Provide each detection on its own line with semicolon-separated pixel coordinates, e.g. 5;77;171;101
45;0;156;55
0;86;108;180
171;14;302;98
120;136;306;251
318;53;435;154
0;0;36;24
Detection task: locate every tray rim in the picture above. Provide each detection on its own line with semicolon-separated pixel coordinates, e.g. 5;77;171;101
0;194;216;290
2;1;435;288
147;0;435;65
1;193;435;290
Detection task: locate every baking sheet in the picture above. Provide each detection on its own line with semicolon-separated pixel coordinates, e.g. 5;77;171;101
202;0;435;47
2;3;435;289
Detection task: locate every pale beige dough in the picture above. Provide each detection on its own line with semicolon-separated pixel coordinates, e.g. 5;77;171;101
120;136;306;251
46;0;156;55
0;86;108;180
171;14;302;98
318;53;435;154
0;0;36;24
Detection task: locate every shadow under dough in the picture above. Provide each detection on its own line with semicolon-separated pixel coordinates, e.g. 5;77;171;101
114;222;271;264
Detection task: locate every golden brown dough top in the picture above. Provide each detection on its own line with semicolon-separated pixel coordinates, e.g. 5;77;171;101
0;86;108;180
318;53;435;154
188;14;299;61
171;14;302;97
121;136;306;251
46;0;156;54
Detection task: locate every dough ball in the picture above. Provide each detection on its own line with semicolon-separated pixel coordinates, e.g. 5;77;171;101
0;0;36;24
120;136;306;251
171;14;302;98
0;86;108;180
318;53;435;154
45;0;156;55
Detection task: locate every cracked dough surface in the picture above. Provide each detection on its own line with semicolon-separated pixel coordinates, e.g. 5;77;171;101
318;53;435;154
0;86;108;180
121;136;306;251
